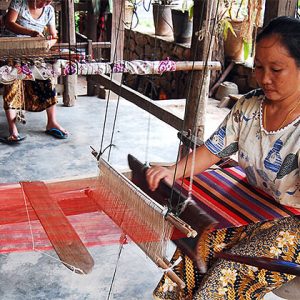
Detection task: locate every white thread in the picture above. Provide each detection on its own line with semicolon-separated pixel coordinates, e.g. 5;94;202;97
21;183;36;250
34;249;84;274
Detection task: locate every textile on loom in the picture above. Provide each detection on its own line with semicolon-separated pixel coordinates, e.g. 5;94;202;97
175;166;300;229
0;37;53;57
89;157;201;288
0;177;122;254
152;166;300;299
0;158;192;285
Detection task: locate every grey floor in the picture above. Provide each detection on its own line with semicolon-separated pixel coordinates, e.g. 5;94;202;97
0;79;283;299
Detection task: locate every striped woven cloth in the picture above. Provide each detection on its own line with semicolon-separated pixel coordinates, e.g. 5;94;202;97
177;166;300;229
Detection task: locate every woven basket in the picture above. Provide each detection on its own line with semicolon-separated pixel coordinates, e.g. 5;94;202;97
0;0;10;10
0;36;52;57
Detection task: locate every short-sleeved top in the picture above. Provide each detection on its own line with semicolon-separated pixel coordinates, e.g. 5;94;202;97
8;0;55;35
205;89;300;208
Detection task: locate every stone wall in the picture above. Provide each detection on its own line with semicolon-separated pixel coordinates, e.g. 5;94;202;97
123;29;192;100
228;63;259;94
123;29;257;100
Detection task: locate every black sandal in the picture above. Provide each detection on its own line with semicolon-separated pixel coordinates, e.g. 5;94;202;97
0;135;26;144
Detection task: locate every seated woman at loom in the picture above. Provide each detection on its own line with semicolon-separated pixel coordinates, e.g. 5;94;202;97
1;0;68;143
146;16;300;299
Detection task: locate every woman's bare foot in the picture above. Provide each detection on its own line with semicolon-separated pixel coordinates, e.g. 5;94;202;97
46;122;68;135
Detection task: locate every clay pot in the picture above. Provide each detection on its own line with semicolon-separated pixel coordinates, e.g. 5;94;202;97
152;3;176;36
224;20;244;62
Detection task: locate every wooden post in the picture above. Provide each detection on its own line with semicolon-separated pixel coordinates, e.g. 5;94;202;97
263;0;297;25
110;0;125;84
61;0;77;106
86;0;99;96
184;0;217;141
86;1;98;41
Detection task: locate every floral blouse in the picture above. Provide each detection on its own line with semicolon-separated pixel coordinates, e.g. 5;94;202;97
9;0;55;35
205;89;300;207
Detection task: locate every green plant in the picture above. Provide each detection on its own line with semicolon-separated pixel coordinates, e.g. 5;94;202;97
220;18;236;40
181;0;194;20
152;0;174;4
219;0;260;61
126;0;142;5
221;18;252;61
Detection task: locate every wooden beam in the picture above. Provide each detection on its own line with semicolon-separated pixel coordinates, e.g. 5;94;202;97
20;181;94;274
53;42;111;50
52;1;90;12
98;74;183;131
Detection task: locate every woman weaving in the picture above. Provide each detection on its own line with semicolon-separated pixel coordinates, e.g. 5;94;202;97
146;16;300;299
1;0;68;143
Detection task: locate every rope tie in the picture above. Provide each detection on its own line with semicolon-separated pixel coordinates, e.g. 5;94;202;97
161;257;182;273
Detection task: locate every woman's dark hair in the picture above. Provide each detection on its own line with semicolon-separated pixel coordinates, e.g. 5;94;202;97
256;16;300;67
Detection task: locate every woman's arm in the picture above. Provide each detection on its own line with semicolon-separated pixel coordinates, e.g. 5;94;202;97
146;144;221;191
47;23;57;39
5;8;43;37
46;23;57;48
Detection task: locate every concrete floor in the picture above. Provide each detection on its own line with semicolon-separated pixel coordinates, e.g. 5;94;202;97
0;80;283;300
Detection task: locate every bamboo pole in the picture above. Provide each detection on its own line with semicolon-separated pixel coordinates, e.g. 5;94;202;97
173;61;221;71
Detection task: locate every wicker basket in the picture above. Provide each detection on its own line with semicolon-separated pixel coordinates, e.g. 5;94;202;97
0;36;52;57
0;0;10;10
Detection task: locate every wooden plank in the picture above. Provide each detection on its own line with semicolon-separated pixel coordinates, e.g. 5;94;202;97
53;42;111;49
20;181;94;274
98;74;183;130
263;0;297;25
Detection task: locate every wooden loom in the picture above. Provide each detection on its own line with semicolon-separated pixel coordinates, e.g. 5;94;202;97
3;156;300;281
0;159;216;287
128;154;300;277
0;36;104;60
87;157;217;288
0;31;221;284
1;2;299;294
0;37;55;57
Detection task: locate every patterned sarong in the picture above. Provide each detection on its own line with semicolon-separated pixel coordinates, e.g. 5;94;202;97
153;167;300;300
3;79;57;112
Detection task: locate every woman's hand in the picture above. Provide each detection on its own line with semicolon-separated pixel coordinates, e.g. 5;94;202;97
30;30;44;37
146;165;175;191
47;37;57;49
